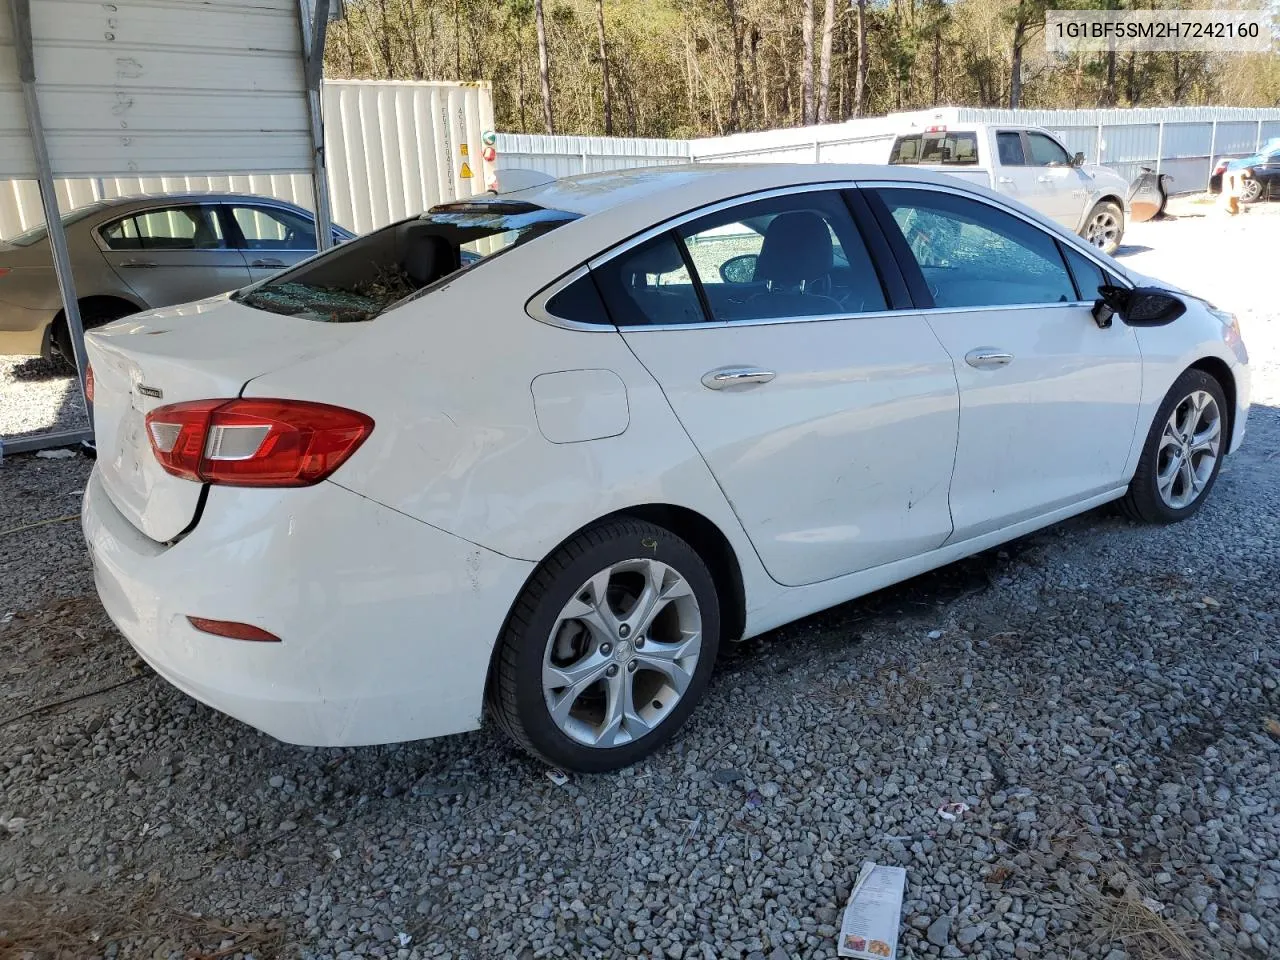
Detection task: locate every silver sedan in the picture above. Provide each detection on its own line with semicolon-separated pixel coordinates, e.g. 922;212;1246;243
0;193;353;362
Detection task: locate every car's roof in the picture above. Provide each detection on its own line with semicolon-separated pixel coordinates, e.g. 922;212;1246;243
501;162;977;218
83;191;303;209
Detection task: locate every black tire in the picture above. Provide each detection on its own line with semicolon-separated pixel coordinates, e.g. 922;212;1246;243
487;518;721;772
1121;369;1228;524
1082;200;1125;256
51;302;134;370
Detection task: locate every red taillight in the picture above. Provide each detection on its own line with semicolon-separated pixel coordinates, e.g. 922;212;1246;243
85;363;94;403
145;399;373;487
925;125;947;134
187;616;281;642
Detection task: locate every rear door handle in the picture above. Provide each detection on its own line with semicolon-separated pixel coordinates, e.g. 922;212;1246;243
120;259;156;268
250;258;286;268
1037;175;1053;183
997;176;1014;185
701;366;776;390
965;348;1014;370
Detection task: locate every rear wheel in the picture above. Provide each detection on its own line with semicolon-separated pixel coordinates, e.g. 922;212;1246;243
52;301;134;370
488;518;720;772
1083;201;1124;255
1121;369;1227;523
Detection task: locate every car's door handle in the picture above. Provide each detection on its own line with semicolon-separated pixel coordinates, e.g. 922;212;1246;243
997;176;1014;185
120;259;156;268
701;366;776;390
250;258;286;268
1037;175;1053;183
965;348;1014;370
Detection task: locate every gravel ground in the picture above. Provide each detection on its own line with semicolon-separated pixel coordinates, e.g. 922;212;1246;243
0;356;88;444
1;202;1278;960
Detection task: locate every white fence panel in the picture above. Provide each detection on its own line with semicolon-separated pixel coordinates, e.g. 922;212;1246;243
495;133;689;179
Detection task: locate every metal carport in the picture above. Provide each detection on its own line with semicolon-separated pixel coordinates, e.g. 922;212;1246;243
0;0;336;453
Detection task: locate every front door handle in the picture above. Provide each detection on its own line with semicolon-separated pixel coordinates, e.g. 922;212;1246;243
120;259;156;268
1037;175;1053;183
701;366;776;390
250;258;286;269
965;348;1014;370
997;176;1014;185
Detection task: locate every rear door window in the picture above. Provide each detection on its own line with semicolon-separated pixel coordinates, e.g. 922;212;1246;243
889;132;979;166
996;132;1026;166
677;191;887;320
235;202;578;323
592;234;706;327
102;206;225;250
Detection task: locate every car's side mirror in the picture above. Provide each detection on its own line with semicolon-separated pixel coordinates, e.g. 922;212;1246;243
1071;151;1086;168
1093;284;1186;329
719;253;758;284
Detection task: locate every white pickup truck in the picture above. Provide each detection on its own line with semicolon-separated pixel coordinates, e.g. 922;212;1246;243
884;123;1130;255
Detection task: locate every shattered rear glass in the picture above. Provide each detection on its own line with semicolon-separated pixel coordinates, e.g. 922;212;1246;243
235;202;578;323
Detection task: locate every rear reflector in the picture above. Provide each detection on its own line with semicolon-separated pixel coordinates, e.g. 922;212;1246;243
187;616;281;642
85;363;94;404
145;398;373;487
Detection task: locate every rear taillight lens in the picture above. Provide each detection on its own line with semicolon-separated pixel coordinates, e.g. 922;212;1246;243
85;364;94;403
145;399;373;487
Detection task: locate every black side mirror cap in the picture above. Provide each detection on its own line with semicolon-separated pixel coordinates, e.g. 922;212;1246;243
1094;284;1187;328
1072;151;1086;167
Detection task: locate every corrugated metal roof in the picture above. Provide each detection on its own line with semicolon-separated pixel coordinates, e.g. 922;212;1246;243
954;106;1280;124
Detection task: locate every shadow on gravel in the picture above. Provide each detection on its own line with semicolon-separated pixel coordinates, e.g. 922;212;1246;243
6;355;71;383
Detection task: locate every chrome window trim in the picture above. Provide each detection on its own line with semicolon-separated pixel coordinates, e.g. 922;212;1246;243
856;178;1135;300
527;265;618;332
90;197;323;254
533;181;898;332
530;177;1130;333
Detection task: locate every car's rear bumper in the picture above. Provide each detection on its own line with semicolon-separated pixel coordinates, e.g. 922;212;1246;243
81;466;534;746
0;321;50;357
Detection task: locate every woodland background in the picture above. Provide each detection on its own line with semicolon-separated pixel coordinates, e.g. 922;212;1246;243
324;0;1280;138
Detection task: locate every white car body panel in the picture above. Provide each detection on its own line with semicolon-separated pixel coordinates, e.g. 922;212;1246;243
80;162;1250;749
924;302;1143;541
621;315;959;587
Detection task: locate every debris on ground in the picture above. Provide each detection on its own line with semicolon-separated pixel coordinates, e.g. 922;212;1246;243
838;861;907;958
34;448;76;459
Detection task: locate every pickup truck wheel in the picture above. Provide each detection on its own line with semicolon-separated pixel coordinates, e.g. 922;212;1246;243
1083;201;1124;255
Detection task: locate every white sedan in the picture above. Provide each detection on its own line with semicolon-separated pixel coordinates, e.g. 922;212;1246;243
81;164;1250;772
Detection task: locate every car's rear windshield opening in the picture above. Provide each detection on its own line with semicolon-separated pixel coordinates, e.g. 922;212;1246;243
235;201;579;323
889;132;979;166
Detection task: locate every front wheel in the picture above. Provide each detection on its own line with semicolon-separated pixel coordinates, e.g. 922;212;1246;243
1083;200;1125;256
487;518;720;772
1121;369;1228;523
1240;178;1264;205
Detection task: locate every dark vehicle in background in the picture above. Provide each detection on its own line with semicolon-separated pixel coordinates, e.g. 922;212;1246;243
0;194;353;363
1209;138;1280;200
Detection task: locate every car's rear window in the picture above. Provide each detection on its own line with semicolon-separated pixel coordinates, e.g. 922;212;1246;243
889;132;979;166
235;201;579;323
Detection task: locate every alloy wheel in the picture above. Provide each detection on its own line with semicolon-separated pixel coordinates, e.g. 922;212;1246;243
542;558;702;748
1087;210;1120;248
1155;389;1221;510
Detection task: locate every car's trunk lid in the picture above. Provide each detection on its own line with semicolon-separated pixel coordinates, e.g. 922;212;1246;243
86;295;362;542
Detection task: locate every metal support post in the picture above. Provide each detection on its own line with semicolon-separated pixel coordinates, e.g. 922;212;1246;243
299;0;334;250
7;0;91;425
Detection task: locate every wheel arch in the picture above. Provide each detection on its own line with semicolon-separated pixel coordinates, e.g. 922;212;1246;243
481;502;750;717
1187;355;1237;447
52;294;146;332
